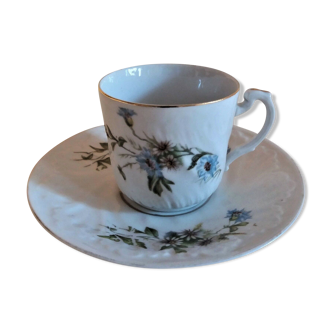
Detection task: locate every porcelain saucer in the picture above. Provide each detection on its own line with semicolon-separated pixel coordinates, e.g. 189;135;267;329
27;126;305;268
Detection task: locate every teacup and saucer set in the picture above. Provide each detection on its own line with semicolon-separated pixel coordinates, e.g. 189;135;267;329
27;64;305;268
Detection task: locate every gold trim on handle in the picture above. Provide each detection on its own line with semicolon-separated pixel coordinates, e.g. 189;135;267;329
98;64;240;108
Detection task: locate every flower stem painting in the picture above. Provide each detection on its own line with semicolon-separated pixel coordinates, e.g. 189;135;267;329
98;209;253;254
74;143;111;171
108;107;221;196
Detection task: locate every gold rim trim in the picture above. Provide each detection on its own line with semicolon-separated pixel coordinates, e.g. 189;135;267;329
98;64;240;108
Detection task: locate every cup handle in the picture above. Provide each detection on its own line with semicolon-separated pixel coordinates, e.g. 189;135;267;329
225;88;276;170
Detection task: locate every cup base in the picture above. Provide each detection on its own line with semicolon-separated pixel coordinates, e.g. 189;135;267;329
120;192;211;217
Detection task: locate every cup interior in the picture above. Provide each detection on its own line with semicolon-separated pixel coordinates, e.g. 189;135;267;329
99;64;239;106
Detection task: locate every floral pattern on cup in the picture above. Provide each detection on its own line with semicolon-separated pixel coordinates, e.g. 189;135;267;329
117;107;136;127
98;209;253;253
112;107;222;196
197;155;219;182
74;107;232;196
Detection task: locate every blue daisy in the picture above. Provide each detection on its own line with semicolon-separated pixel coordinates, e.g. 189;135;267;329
117;107;137;126
197;155;219;182
117;107;136;117
136;148;162;177
225;209;252;223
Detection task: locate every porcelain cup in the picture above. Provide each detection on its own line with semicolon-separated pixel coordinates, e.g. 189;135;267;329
99;64;275;216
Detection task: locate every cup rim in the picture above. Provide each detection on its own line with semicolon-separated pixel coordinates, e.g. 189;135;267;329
98;63;240;108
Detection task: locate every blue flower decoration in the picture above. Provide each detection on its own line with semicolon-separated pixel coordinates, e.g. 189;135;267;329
118;107;137;117
136;148;162;177
117;107;137;127
197;155;219;182
225;209;252;223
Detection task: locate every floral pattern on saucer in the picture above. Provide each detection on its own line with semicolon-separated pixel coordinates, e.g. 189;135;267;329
28;125;305;268
74;142;111;171
98;209;252;253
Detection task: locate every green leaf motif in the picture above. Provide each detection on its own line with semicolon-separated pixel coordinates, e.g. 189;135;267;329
118;137;127;147
144;227;159;238
105;125;116;140
134;229;144;234
96;160;108;170
97;157;111;170
99;142;108;149
160;245;172;251
89;145;107;152
172;144;182;152
166;178;175;185
187;153;210;170
229;225;238;232
192;154;203;163
193;223;203;230
135;239;147;249
148;174;159;191
161;177;175;192
81;154;93;160
165;231;178;238
173;247;187;254
100;157;111;165
124;226;144;234
236;222;249;226
118;153;136;158
117;236;133;245
128;138;142;150
98;235;120;242
153;179;163;196
117;165;126;180
143;132;159;145
182;238;201;245
147;175;164;196
218;234;229;241
188;153;206;171
176;244;188;249
188;163;197;171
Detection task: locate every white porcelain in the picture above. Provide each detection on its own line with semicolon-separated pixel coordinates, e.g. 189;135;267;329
27;125;304;268
99;64;276;215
